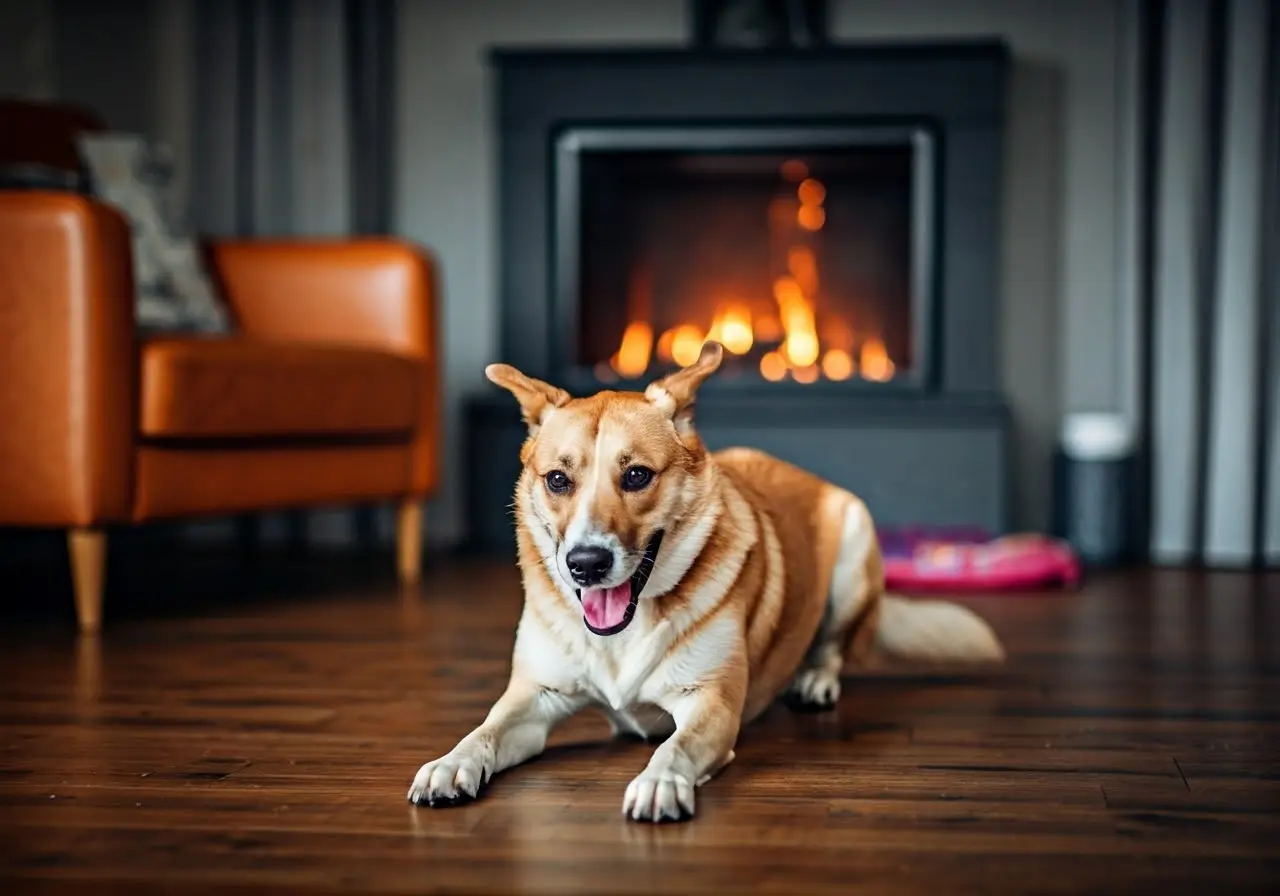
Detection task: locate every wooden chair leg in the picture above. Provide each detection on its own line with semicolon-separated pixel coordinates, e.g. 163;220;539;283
67;529;106;635
396;499;424;586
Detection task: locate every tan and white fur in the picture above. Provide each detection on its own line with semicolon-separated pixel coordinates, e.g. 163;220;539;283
408;342;1004;822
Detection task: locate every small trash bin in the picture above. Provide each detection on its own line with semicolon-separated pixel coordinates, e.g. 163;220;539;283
1052;412;1137;568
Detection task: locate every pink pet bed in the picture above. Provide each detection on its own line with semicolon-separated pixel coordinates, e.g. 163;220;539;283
879;528;1081;593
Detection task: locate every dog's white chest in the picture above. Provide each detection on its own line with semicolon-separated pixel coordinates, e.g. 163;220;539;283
579;619;674;712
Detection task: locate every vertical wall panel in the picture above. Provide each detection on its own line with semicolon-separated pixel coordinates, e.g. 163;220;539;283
1263;1;1280;564
1116;0;1145;429
253;0;295;235
1150;0;1211;562
289;0;350;238
1204;0;1270;565
191;0;240;236
152;0;194;228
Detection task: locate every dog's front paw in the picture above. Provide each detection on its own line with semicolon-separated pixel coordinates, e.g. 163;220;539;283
622;766;695;823
407;750;486;807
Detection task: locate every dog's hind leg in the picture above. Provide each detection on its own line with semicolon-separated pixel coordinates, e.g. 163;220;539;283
784;497;881;711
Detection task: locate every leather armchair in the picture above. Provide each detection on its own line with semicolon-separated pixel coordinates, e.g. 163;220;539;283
0;102;440;633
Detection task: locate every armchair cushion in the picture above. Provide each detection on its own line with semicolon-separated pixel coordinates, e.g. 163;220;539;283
210;240;440;494
140;338;420;440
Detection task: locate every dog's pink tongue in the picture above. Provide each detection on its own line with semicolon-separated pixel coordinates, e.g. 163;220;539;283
581;583;632;631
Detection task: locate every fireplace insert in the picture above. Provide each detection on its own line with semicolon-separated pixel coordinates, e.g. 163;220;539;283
556;124;935;391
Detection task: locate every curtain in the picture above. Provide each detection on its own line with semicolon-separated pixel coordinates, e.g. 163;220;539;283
1146;0;1279;566
185;0;400;552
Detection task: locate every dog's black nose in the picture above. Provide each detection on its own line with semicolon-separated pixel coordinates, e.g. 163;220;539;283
566;545;613;587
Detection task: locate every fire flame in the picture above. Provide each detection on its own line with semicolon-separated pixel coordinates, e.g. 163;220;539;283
605;168;901;385
773;276;819;368
707;304;754;356
668;325;706;368
621;313;898;385
611;321;652;379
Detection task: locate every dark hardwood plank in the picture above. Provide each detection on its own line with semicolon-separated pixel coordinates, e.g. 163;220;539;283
1;563;1278;893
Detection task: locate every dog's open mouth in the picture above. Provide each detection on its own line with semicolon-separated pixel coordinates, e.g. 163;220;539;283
577;531;664;637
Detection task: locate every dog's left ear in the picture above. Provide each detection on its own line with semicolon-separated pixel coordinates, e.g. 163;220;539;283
645;340;723;436
485;363;570;435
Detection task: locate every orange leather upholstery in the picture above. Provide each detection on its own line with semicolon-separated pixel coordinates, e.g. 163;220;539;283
140;338;421;440
134;444;415;520
209;240;440;494
0;192;136;527
0;206;441;530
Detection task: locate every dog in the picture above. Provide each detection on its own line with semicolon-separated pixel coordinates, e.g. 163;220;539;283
408;341;1005;822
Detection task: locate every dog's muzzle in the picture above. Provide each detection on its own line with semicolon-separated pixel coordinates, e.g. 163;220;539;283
576;531;664;636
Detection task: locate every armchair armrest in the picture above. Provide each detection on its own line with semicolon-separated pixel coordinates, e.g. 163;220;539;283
0;192;136;526
208;239;441;494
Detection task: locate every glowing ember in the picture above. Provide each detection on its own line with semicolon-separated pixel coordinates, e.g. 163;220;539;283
860;337;896;382
821;349;854;381
797;178;826;206
780;159;809;182
759;351;787;381
797;205;825;231
793;364;819;384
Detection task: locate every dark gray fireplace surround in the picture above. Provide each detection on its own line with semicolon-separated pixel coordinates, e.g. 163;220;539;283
464;41;1012;552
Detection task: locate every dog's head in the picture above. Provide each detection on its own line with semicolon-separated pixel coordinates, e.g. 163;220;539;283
485;342;723;636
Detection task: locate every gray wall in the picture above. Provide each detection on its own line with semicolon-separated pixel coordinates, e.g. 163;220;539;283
0;0;175;175
51;0;157;132
0;0;55;100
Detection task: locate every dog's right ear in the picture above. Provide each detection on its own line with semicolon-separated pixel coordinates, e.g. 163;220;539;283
645;341;723;437
485;364;570;435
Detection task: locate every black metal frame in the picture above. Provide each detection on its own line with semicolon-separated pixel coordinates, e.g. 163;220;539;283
551;121;939;394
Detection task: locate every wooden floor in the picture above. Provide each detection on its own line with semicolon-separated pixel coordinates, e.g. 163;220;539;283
1;557;1278;894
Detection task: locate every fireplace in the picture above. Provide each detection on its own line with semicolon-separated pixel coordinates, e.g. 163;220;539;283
560;125;933;391
465;42;1014;551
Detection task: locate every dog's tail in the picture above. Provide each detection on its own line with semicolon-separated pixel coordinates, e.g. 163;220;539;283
871;595;1005;664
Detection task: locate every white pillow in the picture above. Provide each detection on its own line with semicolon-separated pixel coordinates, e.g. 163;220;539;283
76;133;230;334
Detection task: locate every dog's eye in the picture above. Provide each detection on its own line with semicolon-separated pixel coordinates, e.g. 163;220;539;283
544;470;571;494
621;466;654;492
